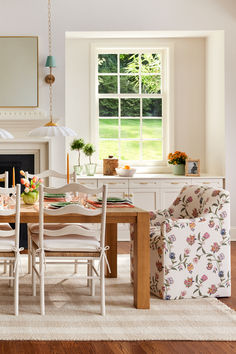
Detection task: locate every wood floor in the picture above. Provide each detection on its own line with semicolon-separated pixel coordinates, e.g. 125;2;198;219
0;242;235;354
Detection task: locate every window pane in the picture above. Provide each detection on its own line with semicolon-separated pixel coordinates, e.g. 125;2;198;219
141;54;161;73
120;141;140;160
121;119;140;139
99;119;118;139
121;98;140;117
142;98;162;117
98;54;117;73
141;75;161;94
99;99;118;117
142;140;162;160
142;119;162;139
120;54;139;73
120;76;139;94
98;75;117;94
99;140;119;160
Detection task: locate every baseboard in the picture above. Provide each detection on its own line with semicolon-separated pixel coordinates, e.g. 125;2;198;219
230;227;236;241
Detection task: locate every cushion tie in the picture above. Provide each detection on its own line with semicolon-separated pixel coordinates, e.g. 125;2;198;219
12;247;24;274
97;246;111;273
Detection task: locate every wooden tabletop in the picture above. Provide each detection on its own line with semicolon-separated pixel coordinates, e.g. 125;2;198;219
0;202;149;224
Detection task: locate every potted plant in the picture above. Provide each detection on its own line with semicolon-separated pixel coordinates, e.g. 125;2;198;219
20;170;43;204
168;151;188;175
83;143;96;176
70;138;85;175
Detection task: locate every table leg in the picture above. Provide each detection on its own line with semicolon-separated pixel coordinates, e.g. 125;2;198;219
133;212;150;309
105;223;117;278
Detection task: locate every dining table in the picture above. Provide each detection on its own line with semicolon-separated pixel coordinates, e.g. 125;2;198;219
0;201;150;309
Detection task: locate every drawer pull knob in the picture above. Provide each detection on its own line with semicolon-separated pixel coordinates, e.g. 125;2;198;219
203;182;211;184
171;182;179;185
140;182;148;185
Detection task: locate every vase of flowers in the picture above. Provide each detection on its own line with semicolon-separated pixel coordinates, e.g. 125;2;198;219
70;138;85;176
83;143;97;176
20;170;43;204
168;151;188;175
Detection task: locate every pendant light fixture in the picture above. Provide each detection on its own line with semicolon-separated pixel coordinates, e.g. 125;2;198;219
0;129;14;139
29;0;77;138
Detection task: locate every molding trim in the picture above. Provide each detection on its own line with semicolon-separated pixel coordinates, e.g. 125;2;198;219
230;227;236;241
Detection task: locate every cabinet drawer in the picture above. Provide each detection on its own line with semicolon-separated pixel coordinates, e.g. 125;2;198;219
98;179;128;189
129;179;159;189
77;179;97;188
160;179;191;189
191;179;223;188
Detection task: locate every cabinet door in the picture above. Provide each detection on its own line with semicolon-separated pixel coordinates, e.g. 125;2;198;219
160;188;182;209
129;189;159;211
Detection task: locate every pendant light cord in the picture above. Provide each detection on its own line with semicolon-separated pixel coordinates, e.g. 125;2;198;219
48;0;53;124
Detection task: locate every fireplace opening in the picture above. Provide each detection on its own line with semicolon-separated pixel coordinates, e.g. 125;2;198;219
0;154;35;248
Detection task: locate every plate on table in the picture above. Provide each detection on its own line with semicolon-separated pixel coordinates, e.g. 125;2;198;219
97;197;132;204
44;193;66;199
49;202;74;208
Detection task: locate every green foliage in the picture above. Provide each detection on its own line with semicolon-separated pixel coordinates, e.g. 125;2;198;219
70;138;85;151
98;54;117;73
99;99;118;117
83;143;96;164
70;138;85;166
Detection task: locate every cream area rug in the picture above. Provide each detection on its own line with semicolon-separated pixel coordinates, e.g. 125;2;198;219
0;255;235;341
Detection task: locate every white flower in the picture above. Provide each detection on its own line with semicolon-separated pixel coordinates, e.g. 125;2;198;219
24;187;29;193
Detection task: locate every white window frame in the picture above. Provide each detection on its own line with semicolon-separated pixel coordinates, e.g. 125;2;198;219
90;42;174;173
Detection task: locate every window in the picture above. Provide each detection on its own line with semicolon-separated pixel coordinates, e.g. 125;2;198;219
95;49;168;165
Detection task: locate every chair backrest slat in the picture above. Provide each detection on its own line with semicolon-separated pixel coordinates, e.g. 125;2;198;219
0;184;21;248
25;169;76;186
38;183;108;251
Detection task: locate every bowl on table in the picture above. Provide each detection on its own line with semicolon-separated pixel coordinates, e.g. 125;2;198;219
115;167;136;177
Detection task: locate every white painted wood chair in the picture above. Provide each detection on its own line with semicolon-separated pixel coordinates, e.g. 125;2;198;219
0;171;9;188
0;171;9;274
26;169;76;273
0;184;21;315
31;182;109;316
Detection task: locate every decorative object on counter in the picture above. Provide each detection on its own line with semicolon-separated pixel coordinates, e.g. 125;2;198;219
20;170;43;204
28;0;76;138
103;155;119;176
70;138;85;175
83;143;97;176
185;159;200;176
168;151;188;175
116;166;136;177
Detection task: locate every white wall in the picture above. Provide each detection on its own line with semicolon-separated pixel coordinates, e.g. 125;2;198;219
66;37;206;170
205;31;225;175
0;0;235;227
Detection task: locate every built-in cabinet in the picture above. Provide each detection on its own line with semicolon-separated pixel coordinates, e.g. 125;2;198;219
76;174;224;240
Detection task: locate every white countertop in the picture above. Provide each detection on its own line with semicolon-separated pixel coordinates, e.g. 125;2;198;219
76;174;224;180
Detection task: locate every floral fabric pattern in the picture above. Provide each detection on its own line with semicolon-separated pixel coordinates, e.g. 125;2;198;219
131;185;231;300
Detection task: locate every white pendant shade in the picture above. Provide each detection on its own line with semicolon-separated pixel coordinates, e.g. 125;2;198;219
28;125;77;137
0;128;14;139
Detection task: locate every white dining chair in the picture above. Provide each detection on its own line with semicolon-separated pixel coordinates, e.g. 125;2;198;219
0;184;21;315
0;171;9;188
26;169;76;273
0;171;9;274
31;182;108;316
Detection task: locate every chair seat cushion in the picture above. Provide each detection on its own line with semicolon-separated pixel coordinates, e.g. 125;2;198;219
0;223;13;231
31;234;100;252
28;223;89;233
0;237;15;251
